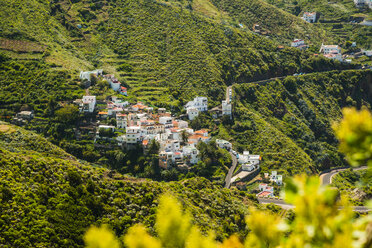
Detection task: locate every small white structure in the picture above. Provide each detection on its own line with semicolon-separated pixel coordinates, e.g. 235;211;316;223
187;107;199;121
222;100;232;117
270;171;283;185
98;125;115;132
80;69;103;82
185;97;208;112
16;111;34;120
242;163;255;172
81;96;96;113
301;12;317;23
362;49;372;56
216;139;232;150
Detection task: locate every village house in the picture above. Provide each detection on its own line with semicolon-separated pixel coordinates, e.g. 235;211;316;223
98;111;108;119
187;107;199;121
301;12;317;23
320;44;342;62
80;96;96;113
185;96;208;120
126;126;141;145
257;183;274;197
216;139;232;150
291;39;308;50
116;113;127;129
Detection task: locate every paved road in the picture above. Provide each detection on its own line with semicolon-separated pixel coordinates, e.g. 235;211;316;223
257;166;370;212
224;152;238;188
320;166;368;185
258;197;371;213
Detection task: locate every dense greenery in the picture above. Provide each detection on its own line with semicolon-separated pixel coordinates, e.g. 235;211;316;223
332;168;372;206
0;122;256;247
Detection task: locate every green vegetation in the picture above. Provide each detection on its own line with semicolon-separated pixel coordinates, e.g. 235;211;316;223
0;122;255;247
222;70;372;175
332;168;372;205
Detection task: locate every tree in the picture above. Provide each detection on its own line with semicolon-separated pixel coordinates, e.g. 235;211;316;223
55;104;79;125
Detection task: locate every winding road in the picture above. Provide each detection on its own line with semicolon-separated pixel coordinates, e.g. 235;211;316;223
224;151;238;188
320;166;368;185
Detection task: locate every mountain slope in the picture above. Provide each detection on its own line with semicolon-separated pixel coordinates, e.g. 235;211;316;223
224;70;372;175
0;122;254;247
0;0;339;107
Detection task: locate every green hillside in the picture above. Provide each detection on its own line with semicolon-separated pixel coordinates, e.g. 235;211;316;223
0;0;343;107
0;122;255;247
222;70;372;175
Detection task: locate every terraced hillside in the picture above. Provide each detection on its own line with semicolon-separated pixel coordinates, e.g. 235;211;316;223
0;0;339;107
0;122;255;246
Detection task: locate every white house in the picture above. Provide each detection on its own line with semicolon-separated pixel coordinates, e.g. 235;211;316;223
185;97;208;112
362;49;372;56
324;53;343;62
116;113;127;129
319;44;341;54
291;39;307;50
216;139;232;150
301;12;317;23
126;126;141;144
187;107;199;121
182;145;199;164
222;100;232;117
159;116;173;125
81;96;96;113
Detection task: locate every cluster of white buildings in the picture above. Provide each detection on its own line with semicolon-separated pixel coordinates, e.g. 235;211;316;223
256;172;283;197
79;70;128;96
238;151;261;172
354;0;372;9
319;44;343;62
216;139;233;150
96;101;212;169
291;39;308;50
301;12;317;23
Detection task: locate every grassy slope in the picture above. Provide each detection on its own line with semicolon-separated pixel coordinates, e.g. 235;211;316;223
226;70;372;175
0;122;254;246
